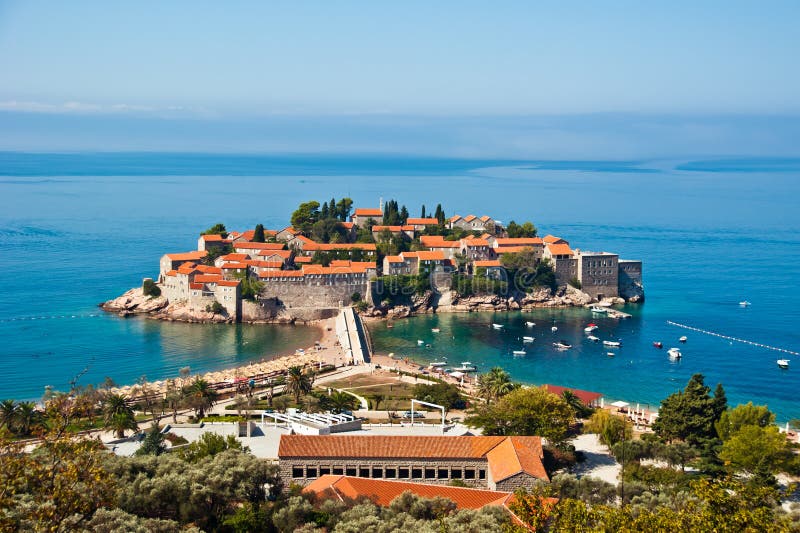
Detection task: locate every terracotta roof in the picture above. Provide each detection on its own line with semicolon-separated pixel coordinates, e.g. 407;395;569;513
279;435;508;459
177;263;198;274
464;215;477;222
279;226;300;235
301;263;374;275
165;270;177;277
462;238;490;247
474;260;503;267
385;255;404;264
486;436;548;483
246;260;284;269
240;230;256;241
341;222;354;229
165;251;207;261
194;274;223;283
195;265;222;274
546;243;573;256
219;253;249;262
200;234;225;241
303;242;377;251
293;256;312;263
234;242;286;250
542;235;567;244
403;251;447;261
542;384;603;406
406;217;439;225
220;262;248;269
449;215;462;222
353;208;383;216
216;280;240;287
189;282;204;290
420;236;460;248
259;250;293;259
479;215;492;222
304;476;514;510
495;238;543;246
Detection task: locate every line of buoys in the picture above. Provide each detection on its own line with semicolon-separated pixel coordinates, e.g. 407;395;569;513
0;314;100;323
667;321;799;356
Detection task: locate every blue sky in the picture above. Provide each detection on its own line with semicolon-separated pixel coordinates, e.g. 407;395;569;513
1;1;799;156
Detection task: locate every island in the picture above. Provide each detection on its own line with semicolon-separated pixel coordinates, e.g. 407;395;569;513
102;198;644;323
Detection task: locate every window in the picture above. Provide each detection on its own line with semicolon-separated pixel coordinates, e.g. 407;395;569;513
437;468;449;479
371;467;383;478
399;468;410;479
292;467;304;478
411;468;423;479
479;469;486;479
359;467;370;478
425;468;436;479
333;467;344;475
320;467;331;476
306;467;317;478
385;468;396;478
464;469;475;479
451;469;462;479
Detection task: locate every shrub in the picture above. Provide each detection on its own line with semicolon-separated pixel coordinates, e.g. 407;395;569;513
206;301;225;315
142;279;161;297
350;292;361;303
568;277;582;289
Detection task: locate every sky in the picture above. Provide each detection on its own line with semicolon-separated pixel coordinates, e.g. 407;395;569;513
1;1;799;157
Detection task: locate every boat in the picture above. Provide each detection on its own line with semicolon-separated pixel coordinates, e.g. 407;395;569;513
607;352;615;357
417;340;425;345
512;350;526;356
778;359;789;369
739;301;751;307
603;340;621;347
668;347;682;359
553;341;572;350
492;323;504;330
522;336;535;343
584;324;598;333
429;361;447;367
653;341;663;349
387;323;393;329
587;335;600;342
525;321;536;327
679;336;688;343
590;305;608;314
551;326;558;332
453;362;477;372
431;328;440;333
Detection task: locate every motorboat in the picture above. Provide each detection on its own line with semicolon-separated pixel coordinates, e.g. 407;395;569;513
417;340;425;345
778;359;789;369
522;336;535;343
492;323;504;330
739;301;751;307
679;336;688;343
587;335;600;342
525;321;536;327
431;328;440;333
584;324;598;333
429;361;447;367
653;341;663;349
668;347;682;359
512;350;526;356
453;362;477;372
590;306;608;314
553;341;572;350
551;326;558;332
603;340;621;347
607;352;615;357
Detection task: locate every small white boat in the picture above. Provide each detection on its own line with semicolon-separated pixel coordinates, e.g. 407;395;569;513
587;335;600;342
679;336;687;343
607;352;615;357
431;328;440;333
553;341;572;350
590;306;608;314
603;340;621;347
525;321;536;327
739;301;751;307
453;362;477;372
492;323;504;330
417;340;425;345
777;359;789;369
522;336;535;343
584;324;598;333
429;361;447;367
668;347;682;359
551;326;558;332
512;350;526;356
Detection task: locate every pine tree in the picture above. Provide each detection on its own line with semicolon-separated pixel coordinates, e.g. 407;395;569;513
320;202;329;220
329;198;336;219
252;224;265;243
399;205;409;224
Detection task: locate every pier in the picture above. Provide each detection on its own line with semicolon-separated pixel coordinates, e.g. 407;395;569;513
336;307;371;364
667;321;799;356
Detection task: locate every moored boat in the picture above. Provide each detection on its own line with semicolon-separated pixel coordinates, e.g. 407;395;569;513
553;341;572;350
584;324;599;333
492;323;504;330
653;341;663;348
453;362;477;372
417;340;425;345
590;306;608;314
587;335;600;342
431;328;440;333
739;301;751;307
679;336;688;343
778;359;789;369
512;350;526;356
607;352;615;357
603;340;621;347
551;326;558;332
522;336;535;343
668;347;682;359
525;321;536;327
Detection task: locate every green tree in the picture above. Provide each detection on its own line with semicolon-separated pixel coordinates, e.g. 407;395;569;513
561;390;593;418
434;204;445;225
320;201;330;220
476;367;515;404
201;223;228;237
412;383;465;414
179;432;246;463
715;402;775;441
142;278;161;297
719;424;791;476
0;399;17;433
311;218;347;243
252;223;266;243
135;424;167;456
420;205;427;218
465;386;574;444
506;220;538;238
103;393;138;439
584;409;632;447
13;401;43;437
290;201;321;234
324;391;358;414
285;366;314;403
335;197;353;221
184;379;218;419
651;374;724;446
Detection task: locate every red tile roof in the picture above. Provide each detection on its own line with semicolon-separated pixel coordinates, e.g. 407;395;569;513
497;246;535;254
542;384;603;406
385;255;404;264
543;235;567;244
259;250;293;259
341;222;354;229
246;260;284;269
303;242;377;251
462;238;490;247
486;436;548;483
234;242;286;250
372;225;405;232
293;256;312;263
194;274;223;283
474;260;502;267
354;208;383;217
403;251;447;261
464;215;477;222
279;435;508;459
166;251;207;261
195;265;222;274
546;243;573;256
479;215;492;222
406;217;439;225
219;253;249;262
495;238;544;246
200;234;225;241
220;262;248;269
216;280;240;287
449;215;462;222
258;270;305;279
189;282;204;290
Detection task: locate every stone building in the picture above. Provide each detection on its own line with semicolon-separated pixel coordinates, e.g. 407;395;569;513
350;208;384;227
159;251;207;278
277;435;548;491
460;237;494;261
404;217;439;231
618;260;644;301
543;242;577;287
575;251;619;301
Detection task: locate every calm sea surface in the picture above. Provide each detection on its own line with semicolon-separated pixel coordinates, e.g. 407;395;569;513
0;153;799;420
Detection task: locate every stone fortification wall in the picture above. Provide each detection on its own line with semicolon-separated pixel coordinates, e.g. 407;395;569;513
618;260;644;302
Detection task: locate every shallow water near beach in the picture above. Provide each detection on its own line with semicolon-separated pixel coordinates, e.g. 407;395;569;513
0;153;798;420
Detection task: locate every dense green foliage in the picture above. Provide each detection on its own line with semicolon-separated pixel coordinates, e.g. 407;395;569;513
412;382;465;413
505;220;538;238
205;301;225;314
451;272;508;296
252;224;266;243
142;278;161;297
476;367;516;404
500;252;557;292
375;274;431;305
201;223;228;237
651;374;726;446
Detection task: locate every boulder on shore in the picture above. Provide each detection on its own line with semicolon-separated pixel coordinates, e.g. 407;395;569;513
101;288;168;314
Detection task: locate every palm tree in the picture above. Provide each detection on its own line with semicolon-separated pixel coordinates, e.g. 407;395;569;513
285;366;313;404
103;393;138;439
185;379;218;419
477;367;515;404
328;391;358;414
0;399;18;432
14;402;43;436
561;390;590;419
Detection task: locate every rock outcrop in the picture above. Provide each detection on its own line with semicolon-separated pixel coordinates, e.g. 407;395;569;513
101;288;168;317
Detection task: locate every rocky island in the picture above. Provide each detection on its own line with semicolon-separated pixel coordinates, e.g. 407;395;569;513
102;198;643;323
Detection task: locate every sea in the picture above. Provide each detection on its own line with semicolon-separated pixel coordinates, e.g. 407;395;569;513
0;153;798;421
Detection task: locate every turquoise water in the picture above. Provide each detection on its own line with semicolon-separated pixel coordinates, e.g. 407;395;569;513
1;153;799;419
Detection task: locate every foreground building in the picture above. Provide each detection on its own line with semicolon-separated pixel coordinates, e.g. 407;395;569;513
277;435;548;491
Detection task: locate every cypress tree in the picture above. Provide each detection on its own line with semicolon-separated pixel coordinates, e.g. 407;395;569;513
252;224;265;243
421;205;426;218
399;205;409;224
320;202;329;220
329;198;336;219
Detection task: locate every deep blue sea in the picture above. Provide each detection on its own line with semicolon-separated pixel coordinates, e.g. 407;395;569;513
0;152;799;421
